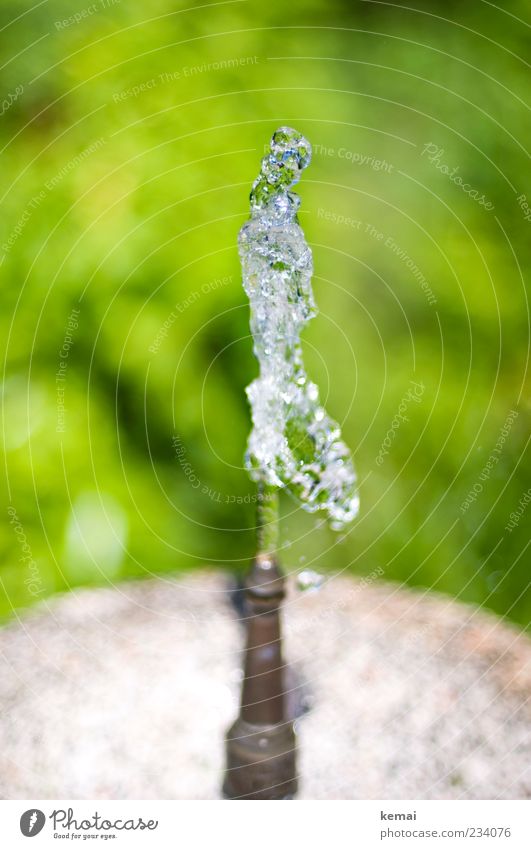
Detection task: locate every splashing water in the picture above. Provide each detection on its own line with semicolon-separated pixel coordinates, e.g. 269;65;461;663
239;127;359;530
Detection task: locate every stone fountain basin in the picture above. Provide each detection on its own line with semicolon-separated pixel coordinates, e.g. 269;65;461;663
0;570;529;799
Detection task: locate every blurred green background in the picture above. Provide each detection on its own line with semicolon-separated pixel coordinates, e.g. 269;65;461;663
0;0;529;626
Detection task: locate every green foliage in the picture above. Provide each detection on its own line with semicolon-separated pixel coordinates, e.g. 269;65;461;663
0;0;529;626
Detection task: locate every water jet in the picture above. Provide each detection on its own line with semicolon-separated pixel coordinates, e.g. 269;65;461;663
223;127;359;799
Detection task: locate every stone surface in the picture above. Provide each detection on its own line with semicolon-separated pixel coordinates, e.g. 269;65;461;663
0;571;529;799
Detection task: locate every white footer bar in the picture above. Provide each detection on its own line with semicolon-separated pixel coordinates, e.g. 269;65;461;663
1;800;529;848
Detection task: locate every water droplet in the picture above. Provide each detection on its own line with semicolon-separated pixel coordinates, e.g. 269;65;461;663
296;569;324;592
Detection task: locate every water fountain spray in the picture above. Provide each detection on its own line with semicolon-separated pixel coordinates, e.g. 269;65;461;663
223;127;359;799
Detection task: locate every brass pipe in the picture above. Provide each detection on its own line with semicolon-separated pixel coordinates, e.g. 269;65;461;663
223;553;297;799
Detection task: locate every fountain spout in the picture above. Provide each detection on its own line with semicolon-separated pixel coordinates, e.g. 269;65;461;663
224;125;359;798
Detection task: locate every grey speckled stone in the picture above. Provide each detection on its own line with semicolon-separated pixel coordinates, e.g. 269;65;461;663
0;571;529;800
